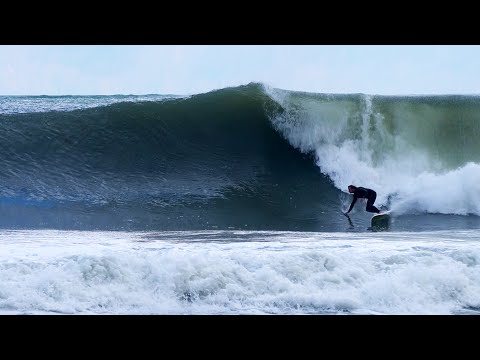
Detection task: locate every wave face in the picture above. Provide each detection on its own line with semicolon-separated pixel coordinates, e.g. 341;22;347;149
1;84;480;231
0;85;335;230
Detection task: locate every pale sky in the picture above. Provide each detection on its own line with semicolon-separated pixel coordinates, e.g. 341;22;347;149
1;45;480;95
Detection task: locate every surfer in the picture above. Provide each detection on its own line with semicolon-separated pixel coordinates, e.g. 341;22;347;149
345;185;381;214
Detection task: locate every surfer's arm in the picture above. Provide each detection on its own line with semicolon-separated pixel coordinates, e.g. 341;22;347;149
346;195;357;213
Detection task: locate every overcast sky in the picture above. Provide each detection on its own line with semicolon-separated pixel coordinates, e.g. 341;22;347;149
1;45;479;95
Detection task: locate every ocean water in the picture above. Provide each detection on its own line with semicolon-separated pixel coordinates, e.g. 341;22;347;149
1;84;480;314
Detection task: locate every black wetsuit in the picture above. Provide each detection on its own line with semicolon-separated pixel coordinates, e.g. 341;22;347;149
347;187;380;214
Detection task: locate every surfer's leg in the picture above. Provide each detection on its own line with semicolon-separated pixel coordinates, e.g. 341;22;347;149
366;192;380;213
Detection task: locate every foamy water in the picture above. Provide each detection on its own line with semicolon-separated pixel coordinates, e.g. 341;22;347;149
1;229;479;315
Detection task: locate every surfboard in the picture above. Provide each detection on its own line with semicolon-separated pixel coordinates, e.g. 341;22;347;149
371;211;391;231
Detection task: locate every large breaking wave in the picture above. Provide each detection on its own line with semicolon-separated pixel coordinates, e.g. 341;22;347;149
1;83;480;230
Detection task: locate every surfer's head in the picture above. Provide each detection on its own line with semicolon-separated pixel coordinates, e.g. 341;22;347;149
348;185;356;193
